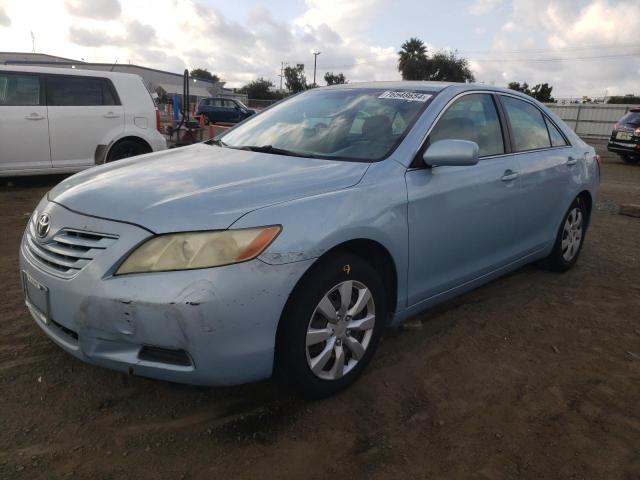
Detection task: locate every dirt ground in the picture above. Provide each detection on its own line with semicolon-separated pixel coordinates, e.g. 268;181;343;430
1;141;639;480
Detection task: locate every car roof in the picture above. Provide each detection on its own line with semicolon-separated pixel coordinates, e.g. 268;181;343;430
323;81;456;92
0;64;138;80
319;81;531;97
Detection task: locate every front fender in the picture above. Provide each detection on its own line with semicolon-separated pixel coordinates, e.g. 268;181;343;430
230;160;410;311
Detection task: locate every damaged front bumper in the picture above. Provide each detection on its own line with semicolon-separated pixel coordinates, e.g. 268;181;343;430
19;200;313;386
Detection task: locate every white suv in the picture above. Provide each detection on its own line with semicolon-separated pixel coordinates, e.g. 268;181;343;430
0;65;167;176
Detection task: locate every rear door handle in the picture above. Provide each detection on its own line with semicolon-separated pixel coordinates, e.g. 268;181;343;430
104;112;120;118
501;170;519;182
25;113;45;120
566;156;578;166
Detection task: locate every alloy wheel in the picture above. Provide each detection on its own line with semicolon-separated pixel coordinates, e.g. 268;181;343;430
305;280;375;381
561;207;583;262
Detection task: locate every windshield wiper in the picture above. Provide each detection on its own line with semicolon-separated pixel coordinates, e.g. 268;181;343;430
229;145;320;158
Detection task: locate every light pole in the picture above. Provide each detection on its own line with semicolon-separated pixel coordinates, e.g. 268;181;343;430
312;50;321;87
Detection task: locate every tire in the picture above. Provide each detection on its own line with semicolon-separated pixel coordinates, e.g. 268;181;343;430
539;197;587;272
620;154;639;165
276;253;387;398
106;140;150;163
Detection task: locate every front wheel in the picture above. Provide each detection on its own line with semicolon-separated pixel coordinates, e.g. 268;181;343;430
276;253;387;398
539;197;587;272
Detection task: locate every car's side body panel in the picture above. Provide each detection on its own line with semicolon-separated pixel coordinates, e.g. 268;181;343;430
232;159;410;314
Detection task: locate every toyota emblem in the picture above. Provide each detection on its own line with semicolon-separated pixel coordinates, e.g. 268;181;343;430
36;213;51;238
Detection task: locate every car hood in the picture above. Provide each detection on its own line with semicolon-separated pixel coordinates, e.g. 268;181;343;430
49;144;369;233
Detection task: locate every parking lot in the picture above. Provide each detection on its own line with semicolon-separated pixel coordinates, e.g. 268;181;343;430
0;141;638;479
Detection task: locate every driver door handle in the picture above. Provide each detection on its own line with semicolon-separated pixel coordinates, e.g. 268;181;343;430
25;113;45;120
501;170;519;182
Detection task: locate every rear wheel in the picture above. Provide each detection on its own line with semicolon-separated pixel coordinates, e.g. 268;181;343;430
539;197;587;272
106;139;150;163
276;253;387;398
620;154;639;165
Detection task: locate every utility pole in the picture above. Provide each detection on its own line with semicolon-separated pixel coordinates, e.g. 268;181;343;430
30;31;36;53
278;61;287;91
312;50;321;87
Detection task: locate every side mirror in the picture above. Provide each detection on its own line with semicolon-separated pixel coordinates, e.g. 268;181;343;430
423;139;479;167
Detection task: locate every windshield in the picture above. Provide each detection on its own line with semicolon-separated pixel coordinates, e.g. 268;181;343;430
620;111;640;125
220;88;435;161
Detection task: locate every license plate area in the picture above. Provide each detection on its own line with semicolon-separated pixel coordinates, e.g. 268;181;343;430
616;131;632;141
22;271;49;324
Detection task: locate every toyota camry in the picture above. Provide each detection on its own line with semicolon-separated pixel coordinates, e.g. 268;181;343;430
20;82;599;397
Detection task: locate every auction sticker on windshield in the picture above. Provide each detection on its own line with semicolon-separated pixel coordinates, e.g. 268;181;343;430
378;91;432;102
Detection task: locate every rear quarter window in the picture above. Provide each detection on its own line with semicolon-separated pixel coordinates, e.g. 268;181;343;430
620;112;640;125
47;76;120;106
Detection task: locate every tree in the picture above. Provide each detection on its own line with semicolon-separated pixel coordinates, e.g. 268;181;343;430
324;72;348;85
190;68;220;82
398;37;475;82
530;83;555;103
424;51;474;82
508;82;555;103
607;95;640;104
284;64;307;93
237;77;278;100
398;37;428;80
508;82;531;95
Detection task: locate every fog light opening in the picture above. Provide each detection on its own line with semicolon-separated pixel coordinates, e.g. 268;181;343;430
138;346;193;367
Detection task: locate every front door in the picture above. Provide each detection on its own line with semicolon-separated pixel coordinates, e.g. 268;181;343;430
405;93;523;306
46;75;124;168
0;71;51;172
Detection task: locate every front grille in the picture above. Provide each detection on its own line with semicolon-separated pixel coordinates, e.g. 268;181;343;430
25;222;118;278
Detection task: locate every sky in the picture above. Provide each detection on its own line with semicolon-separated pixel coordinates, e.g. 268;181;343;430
0;0;638;98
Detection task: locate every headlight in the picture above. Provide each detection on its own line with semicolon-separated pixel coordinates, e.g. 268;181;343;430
115;226;281;275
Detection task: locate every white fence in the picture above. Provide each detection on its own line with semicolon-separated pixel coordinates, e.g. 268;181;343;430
545;103;637;139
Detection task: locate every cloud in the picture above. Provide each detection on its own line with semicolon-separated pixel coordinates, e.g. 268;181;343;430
0;4;9;27
65;0;121;20
469;0;640;97
295;0;383;37
125;20;157;45
68;26;122;47
2;0;637;99
467;0;505;15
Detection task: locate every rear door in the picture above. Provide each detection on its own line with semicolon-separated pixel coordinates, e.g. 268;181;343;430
405;92;522;305
498;94;573;254
46;75;124;168
0;71;51;172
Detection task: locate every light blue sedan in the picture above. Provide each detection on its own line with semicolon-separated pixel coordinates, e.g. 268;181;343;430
19;82;600;397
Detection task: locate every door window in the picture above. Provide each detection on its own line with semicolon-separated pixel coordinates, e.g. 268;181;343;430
46;76;119;106
501;96;552;151
429;93;504;157
545;117;568;147
0;73;41;106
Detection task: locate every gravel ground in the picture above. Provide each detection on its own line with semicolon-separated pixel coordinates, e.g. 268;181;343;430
0;141;639;479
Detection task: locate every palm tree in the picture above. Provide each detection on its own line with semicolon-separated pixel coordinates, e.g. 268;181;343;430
398;37;428;80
